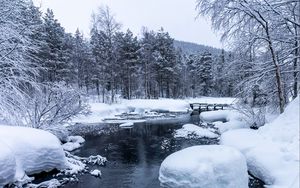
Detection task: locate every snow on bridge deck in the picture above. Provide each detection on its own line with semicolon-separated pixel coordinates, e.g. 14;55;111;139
189;103;230;114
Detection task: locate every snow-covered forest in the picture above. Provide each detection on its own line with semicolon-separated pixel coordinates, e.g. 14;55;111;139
0;0;299;187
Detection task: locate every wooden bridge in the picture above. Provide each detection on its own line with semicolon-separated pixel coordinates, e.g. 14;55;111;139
189;103;230;115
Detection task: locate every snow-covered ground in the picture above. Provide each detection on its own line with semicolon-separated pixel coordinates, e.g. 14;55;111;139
72;97;236;124
159;145;248;188
174;124;218;138
220;97;299;188
0;126;67;186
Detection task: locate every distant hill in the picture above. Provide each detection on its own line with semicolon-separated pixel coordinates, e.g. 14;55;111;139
174;40;222;55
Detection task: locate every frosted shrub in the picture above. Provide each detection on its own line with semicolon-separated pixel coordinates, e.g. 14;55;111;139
236;101;266;129
12;84;89;140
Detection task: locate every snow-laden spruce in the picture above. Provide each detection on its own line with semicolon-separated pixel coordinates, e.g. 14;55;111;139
159;145;248;188
220;97;300;188
0;126;67;186
174;124;218;138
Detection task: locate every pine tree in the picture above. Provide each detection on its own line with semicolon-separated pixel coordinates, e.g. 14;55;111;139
115;30;140;99
40;9;69;83
90;6;121;103
152;28;178;98
139;29;157;98
199;52;213;96
72;29;94;92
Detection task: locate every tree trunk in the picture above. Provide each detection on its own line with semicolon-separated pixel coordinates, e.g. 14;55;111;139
144;62;148;99
293;31;299;99
268;39;285;113
96;80;100;102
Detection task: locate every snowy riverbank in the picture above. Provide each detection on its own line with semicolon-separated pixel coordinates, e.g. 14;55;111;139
159;97;299;188
0;126;67;186
0;125;107;187
220;97;299;188
71;97;236;124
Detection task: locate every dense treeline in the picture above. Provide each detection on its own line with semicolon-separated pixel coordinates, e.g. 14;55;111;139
1;0;298;127
30;5;231;102
0;1;232;126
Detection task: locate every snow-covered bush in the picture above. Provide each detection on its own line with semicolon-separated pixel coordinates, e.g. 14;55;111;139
235;101;266;128
0;0;40;127
4;84;90;140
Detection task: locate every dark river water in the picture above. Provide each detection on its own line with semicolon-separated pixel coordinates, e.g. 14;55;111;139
35;114;265;188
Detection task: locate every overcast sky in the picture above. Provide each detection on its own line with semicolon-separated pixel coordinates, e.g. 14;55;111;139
32;0;223;48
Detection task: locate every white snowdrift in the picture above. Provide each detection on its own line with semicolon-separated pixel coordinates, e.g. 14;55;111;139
159;145;248;188
174;124;218;138
221;97;300;188
0;126;67;186
72;97;235;124
200;110;249;133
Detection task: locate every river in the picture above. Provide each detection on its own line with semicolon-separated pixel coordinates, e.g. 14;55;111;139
35;114;265;188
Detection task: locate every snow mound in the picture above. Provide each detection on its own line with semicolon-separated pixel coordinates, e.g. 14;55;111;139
90;169;102;177
62;136;85;152
159;145;248;188
200;110;232;122
174;124;218;138
220;97;300;188
26;179;61;188
0;126;67;186
201;110;249;133
0;142;16;186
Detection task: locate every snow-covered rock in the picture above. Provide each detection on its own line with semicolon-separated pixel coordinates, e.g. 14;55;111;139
200;110;249;133
0;126;67;186
62;136;85;152
26;179;61;188
220;97;300;188
159;145;248;188
174;124;218;138
90;169;102;177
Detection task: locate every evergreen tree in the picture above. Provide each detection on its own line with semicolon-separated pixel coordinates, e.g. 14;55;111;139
40;9;69;83
90;6;121;103
139;29;157;98
72;29;94;93
199;52;213;96
153;28;178;98
115;30;140;99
